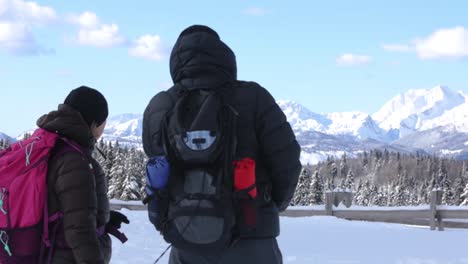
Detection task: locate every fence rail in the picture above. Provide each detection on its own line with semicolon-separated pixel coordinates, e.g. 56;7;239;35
110;190;468;231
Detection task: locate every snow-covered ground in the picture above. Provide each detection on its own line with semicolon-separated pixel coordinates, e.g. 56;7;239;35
111;209;468;264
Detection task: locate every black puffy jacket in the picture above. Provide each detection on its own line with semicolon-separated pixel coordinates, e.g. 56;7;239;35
143;26;301;238
38;105;111;264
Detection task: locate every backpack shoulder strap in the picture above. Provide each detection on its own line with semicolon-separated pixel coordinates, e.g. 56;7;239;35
43;137;89;248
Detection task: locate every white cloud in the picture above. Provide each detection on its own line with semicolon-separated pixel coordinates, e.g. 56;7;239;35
0;0;57;24
244;7;267;16
383;27;468;60
336;53;372;66
0;0;56;55
68;11;99;28
382;44;411;52
129;34;165;61
68;11;125;48
414;26;468;59
75;24;124;48
0;22;33;54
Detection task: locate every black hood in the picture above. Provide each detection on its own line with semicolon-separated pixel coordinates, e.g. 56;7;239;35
170;25;237;89
36;104;95;148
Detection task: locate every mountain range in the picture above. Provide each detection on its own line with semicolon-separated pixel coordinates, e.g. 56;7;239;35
2;85;468;164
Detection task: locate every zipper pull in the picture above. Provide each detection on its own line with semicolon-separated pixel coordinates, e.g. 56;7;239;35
0;189;7;215
0;201;7;215
3;244;11;257
0;232;11;256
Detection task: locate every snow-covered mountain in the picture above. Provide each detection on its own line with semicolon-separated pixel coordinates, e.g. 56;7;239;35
291;85;468;161
103;114;142;146
394;126;468;159
278;101;390;142
0;132;14;143
372;85;467;137
75;86;468;162
3;85;467;163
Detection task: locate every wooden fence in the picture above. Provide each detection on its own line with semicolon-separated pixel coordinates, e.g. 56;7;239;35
110;190;468;231
286;190;468;231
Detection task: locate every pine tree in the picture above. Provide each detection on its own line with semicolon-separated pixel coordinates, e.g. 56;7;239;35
386;184;394;206
460;183;468;206
372;186;387;206
0;139;10;151
453;174;466;206
309;170;324;205
362;151;369;168
339;153;348;179
361;180;373;206
22;132;31;140
383;149;390;164
417;181;429;205
387;181;398;206
107;142;125;199
329;161;338;191
368;184;379;206
120;148;143;200
292;168;312;206
104;141;116;182
462;161;468;179
439;160;454;205
343;169;355;192
354;179;371;206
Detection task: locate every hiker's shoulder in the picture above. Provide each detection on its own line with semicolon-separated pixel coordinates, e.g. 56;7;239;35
145;86;178;115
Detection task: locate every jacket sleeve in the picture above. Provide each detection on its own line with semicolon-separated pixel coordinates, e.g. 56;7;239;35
54;152;104;264
143;91;175;157
255;86;302;212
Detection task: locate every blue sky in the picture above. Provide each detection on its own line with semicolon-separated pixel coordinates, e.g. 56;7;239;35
1;0;468;136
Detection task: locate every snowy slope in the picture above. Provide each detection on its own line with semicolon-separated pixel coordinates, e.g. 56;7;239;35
395;126;468;158
277;100;329;133
373;85;466;134
325;111;389;141
111;209;468;264
278;101;389;141
0;132;13;142
102;114;143;145
419;94;468;132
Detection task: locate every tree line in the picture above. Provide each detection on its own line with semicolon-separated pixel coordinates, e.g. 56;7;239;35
2;139;468;205
293;150;468;206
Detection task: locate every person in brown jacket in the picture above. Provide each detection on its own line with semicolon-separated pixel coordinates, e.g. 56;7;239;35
37;86;129;264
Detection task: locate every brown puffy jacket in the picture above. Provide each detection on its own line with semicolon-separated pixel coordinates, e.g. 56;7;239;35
37;104;111;264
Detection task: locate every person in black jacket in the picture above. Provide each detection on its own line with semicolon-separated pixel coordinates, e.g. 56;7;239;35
143;25;301;264
39;86;129;264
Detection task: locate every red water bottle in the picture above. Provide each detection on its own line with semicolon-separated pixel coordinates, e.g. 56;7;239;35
234;158;257;228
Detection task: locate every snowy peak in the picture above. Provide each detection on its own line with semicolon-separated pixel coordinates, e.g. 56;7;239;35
277;100;330;132
325;112;386;140
373;85;466;132
278;101;388;141
103;114;143;143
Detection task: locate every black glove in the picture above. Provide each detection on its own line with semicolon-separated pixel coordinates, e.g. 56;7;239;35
107;210;130;229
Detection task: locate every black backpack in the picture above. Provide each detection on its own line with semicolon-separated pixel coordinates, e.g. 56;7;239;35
149;84;248;253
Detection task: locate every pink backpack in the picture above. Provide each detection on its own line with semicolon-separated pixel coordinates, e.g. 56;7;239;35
0;128;83;264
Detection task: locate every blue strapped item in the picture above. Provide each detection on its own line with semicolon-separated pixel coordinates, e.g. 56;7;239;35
145;156;170;196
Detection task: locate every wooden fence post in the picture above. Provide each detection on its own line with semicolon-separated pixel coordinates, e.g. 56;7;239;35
436;190;444;231
325;192;334;216
430;190;444;231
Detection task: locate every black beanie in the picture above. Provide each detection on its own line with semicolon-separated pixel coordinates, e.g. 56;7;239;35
64;86;108;127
